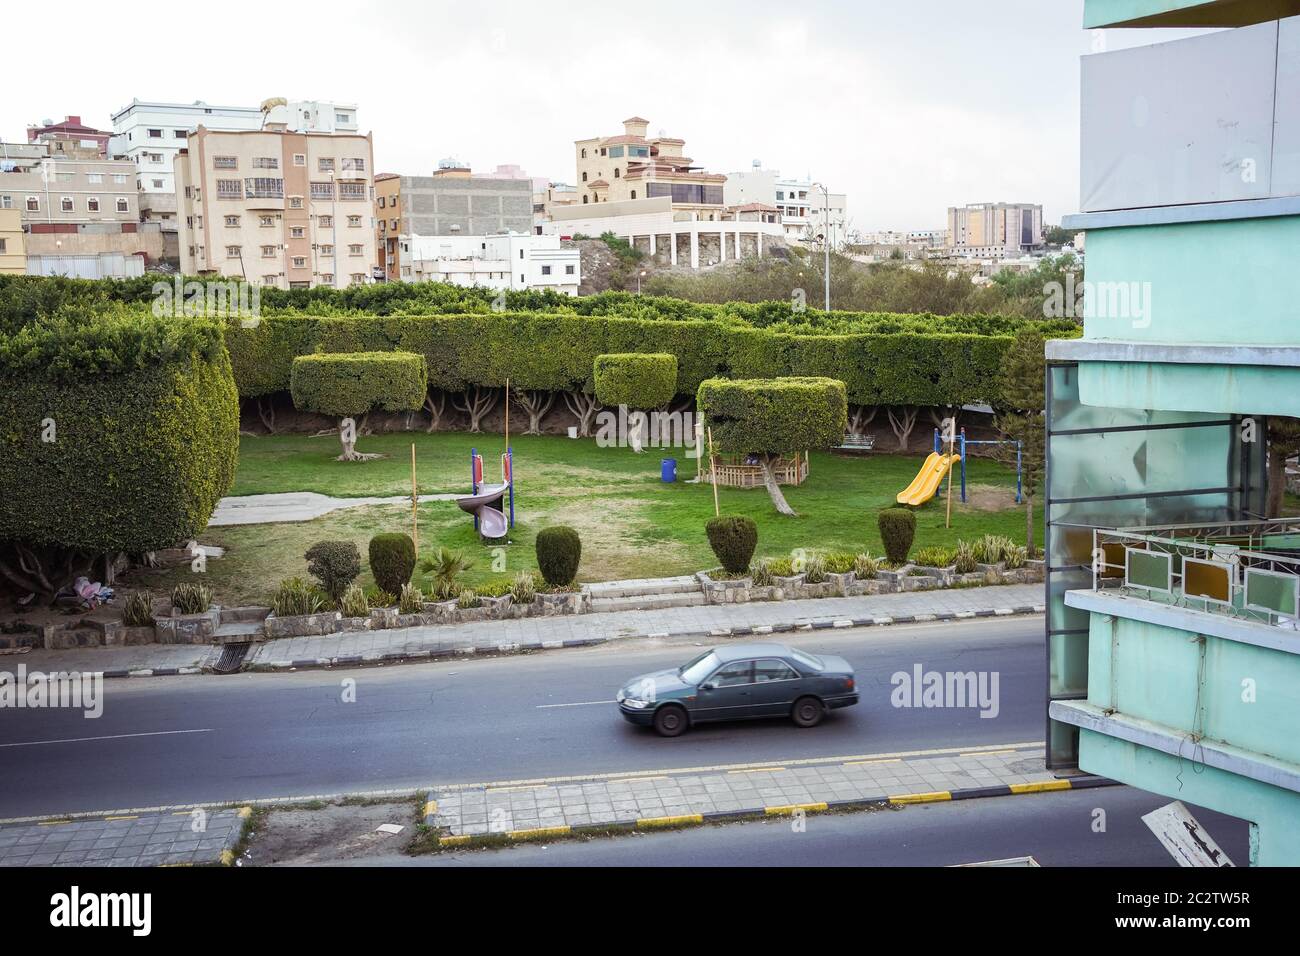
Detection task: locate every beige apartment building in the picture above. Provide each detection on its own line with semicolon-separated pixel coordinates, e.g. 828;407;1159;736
0;208;26;273
176;126;376;288
374;172;401;281
574;117;726;217
946;202;1043;256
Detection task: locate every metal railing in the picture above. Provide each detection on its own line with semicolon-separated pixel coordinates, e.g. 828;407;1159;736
1091;518;1300;628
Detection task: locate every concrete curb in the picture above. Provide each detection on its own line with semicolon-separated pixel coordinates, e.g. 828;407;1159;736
238;604;1047;678
422;773;1117;850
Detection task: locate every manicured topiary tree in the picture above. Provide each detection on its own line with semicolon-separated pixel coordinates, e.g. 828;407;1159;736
0;308;239;595
705;516;758;574
535;526;582;588
290;351;427;461
369;533;416;595
593;353;677;452
696;377;847;516
877;508;917;564
304;540;361;601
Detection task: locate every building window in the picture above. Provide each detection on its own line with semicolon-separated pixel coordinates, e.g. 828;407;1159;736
293;153;306;166
290;226;305;238
0;196;10;209
261;245;276;258
318;158;335;172
60;196;74;212
152;179;164;189
86;173;104;184
581;148;587;158
338;182;366;201
174;130;187;139
565;264;575;275
582;195;588;204
614;169;620;178
214;156;237;169
148;128;162;138
112;173;128;185
350;273;365;285
310;182;334;200
245;178;284;199
390;219;397;230
146;153;163;164
320;244;334;255
630;190;636;199
347;215;362;227
55;172;74;184
581;172;587;182
0;239;5;253
378;221;386;233
263;275;278;285
541;265;552;275
319;215;333;228
320;273;334;284
216;179;242;199
259;215;274;228
226;245;241;259
292;256;307;268
115;197;130;213
288;196;303;209
224;215;240;227
348;244;363;255
86;197;100;212
252;157;279;169
341;157;366;173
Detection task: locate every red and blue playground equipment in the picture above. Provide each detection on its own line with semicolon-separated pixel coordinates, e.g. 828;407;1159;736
933;427;1022;504
456;447;514;539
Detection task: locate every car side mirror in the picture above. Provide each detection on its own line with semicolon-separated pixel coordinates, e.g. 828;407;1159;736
700;681;716;691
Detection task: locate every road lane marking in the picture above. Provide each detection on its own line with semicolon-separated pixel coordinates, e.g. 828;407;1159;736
0;728;214;749
536;700;616;709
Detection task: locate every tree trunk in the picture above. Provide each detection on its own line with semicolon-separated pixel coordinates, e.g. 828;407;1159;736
424;390;446;433
337;419;380;462
451;385;499;433
514;388;555;435
848;404;878;435
886;406;919;451
563;390;601;437
760;454;798;516
256;395;276;434
1025;496;1035;555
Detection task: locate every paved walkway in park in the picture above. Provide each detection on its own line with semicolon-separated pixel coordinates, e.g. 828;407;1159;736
210;491;456;526
10;583;1043;678
423;742;1113;846
246;583;1043;671
0;807;249;867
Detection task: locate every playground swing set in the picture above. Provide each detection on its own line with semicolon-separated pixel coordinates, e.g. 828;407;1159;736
895;427;1022;508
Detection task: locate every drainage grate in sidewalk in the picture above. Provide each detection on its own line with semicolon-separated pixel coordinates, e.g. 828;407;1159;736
213;642;251;674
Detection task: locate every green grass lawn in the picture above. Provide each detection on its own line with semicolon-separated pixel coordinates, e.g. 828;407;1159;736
124;432;1040;606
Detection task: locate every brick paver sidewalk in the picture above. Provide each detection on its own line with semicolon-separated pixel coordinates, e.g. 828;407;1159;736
0;807;249;867
424;743;1111;846
248;583;1043;672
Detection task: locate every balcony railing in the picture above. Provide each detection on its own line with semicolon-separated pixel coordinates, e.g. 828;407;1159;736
1091;518;1300;627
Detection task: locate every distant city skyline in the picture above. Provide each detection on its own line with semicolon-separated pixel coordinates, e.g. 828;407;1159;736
1;0;1214;231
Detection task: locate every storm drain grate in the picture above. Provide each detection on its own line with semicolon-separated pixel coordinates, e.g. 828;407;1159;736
213;642;252;674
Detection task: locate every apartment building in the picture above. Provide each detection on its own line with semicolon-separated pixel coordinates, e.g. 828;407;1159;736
374;172;401;280
397;232;580;294
574;117;727;216
0;209;25;273
26;115;111;158
946;201;1042;255
724;163;849;246
175;126;376;289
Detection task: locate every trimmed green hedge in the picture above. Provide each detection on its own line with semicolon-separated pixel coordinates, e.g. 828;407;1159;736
696;377;847;454
593;353;677;409
0;310;239;554
289;351;428;417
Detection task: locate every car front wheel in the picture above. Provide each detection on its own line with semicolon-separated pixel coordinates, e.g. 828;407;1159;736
653;704;688;737
791;696;825;728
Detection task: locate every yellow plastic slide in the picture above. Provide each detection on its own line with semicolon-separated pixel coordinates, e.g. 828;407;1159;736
896;452;961;506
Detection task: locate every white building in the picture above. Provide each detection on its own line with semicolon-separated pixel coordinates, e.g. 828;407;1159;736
399;232;580;295
724;162;848;247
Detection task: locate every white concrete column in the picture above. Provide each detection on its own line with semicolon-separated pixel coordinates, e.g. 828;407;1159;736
690;230;698;269
649;233;656;257
670;233;677;266
757;230;763;258
735;229;741;260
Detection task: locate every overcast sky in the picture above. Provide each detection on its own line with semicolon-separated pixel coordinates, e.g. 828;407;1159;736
4;0;1210;230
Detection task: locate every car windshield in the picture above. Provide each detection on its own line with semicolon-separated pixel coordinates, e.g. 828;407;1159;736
678;651;720;684
787;648;823;671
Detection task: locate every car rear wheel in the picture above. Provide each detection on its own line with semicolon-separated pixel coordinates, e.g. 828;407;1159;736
791;696;825;728
653;704;688;737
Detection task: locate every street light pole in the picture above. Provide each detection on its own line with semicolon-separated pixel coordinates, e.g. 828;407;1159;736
812;181;830;311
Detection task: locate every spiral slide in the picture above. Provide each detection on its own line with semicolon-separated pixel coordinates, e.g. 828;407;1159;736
896;452;961;506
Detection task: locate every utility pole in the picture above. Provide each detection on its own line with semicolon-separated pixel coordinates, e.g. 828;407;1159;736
812;181;831;311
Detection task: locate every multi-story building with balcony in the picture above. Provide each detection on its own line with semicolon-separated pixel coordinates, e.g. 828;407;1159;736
175;125;375;289
396;232;580;294
574;116;727;216
26;115;111;158
724;162;849;247
1044;0;1300;866
947;201;1042;257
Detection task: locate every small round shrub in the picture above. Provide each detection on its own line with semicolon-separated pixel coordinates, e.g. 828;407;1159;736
305;539;361;599
369;533;416;595
705;516;758;574
536;526;582;587
877;508;917;564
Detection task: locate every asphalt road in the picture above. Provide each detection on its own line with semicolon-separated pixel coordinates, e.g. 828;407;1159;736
0;616;1045;818
393;788;1250;868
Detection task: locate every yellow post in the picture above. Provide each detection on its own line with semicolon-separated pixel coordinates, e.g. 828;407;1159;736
706;427;720;518
411;442;419;552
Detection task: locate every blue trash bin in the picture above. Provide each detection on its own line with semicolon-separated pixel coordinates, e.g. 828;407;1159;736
661;458;677;483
